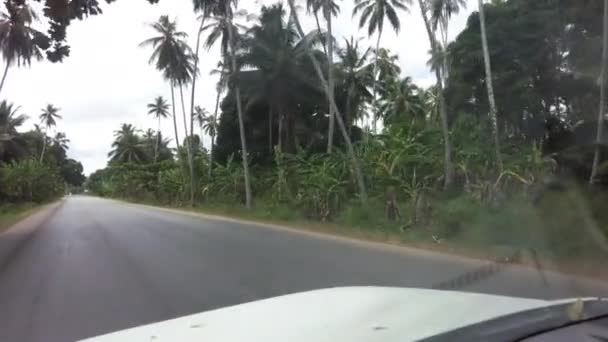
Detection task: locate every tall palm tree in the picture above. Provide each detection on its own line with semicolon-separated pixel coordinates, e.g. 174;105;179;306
194;105;217;179
147;96;170;162
287;0;368;203
591;0;608;184
418;0;454;189
108;124;147;164
381;76;426;124
140;15;196;205
0;1;45;95
52;132;69;152
208;61;228;177
39;104;61;163
0;100;26;161
306;0;340;153
430;0;466;82
353;0;411;133
477;0;503;173
336;36;373;133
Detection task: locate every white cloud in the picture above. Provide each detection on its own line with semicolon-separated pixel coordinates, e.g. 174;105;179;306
5;0;475;175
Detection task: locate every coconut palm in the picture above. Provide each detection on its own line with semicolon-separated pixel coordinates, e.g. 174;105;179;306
336;36;373;133
140;15;197;205
417;0;454;189
287;0;368;203
306;0;340;152
0;1;46;95
591;0;608;184
108;124;147;164
353;0;411;133
381;76;426;124
430;0;466;81
52;132;69;152
39;104;61;163
477;0;502;173
0;100;26;162
147;96;170;162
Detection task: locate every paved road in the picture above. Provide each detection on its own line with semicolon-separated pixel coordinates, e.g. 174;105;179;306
0;196;606;342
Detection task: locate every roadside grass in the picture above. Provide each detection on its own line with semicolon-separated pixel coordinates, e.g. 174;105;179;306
0;202;42;233
117;191;608;280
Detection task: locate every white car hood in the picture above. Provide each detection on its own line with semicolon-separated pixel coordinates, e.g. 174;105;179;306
81;287;579;342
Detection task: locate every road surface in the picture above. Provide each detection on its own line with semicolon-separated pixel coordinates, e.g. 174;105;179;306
0;196;606;342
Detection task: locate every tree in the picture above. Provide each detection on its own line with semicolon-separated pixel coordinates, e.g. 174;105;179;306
0;1;46;94
430;0;466;82
194;105;217;179
336;36;373;133
39;104;61;163
287;0;368;203
477;0;503;173
353;0;411;133
418;0;454;189
140;15;196;205
52;132;69;153
0;100;26;162
108;124;147;164
147;96;170;162
591;0;608;184
306;0;340;153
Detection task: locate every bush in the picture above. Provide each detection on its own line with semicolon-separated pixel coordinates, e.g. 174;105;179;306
0;160;63;203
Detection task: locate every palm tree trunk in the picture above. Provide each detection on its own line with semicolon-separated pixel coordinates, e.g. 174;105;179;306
155;116;161;162
170;84;181;150
268;107;273;153
190;17;206;139
287;0;368;203
180;83;196;206
209;87;222;180
591;0;608;184
371;31;383;134
226;1;253;209
0;63;9;95
314;11;328;56
326;8;336;154
418;0;455;190
278;113;284;153
40;133;47;163
478;0;503;173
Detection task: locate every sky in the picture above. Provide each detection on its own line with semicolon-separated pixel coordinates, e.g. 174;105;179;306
6;0;475;175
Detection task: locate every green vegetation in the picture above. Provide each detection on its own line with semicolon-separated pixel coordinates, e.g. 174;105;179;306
4;0;608;267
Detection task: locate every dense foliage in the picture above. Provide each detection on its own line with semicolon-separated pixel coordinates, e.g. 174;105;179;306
0;100;85;203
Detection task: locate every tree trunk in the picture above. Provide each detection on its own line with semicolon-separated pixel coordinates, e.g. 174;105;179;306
268;107;273;153
591;0;608;184
170;84;181;150
313;11;327;56
155;116;161;162
40;133;47;163
209;86;222;180
278;113;284;153
0;63;9;96
287;0;368;203
418;0;455;190
372;31;383;134
180;84;196;206
226;1;253;209
478;0;504;173
326;8;336;153
190;17;206;140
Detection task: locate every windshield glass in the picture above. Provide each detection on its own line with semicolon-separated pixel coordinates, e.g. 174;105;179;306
0;0;607;341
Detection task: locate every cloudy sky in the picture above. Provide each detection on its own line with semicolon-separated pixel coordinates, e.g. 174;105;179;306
6;0;474;175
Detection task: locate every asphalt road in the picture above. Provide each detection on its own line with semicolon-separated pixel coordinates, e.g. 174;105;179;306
0;196;606;342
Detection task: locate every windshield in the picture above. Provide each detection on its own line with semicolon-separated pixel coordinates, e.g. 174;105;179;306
0;0;607;341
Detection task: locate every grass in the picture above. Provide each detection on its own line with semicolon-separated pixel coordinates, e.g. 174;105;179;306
117;191;608;280
0;202;43;233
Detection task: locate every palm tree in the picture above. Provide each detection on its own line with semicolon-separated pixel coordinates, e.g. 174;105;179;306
239;4;325;154
336;36;373;133
200;0;253;208
0;100;26;161
108;124;147;164
147;96;170;162
477;0;503;173
381;76;426;124
39;104;61;163
591;0;608;184
0;1;45;95
430;0;466;82
140;15;196;205
194;105;217;179
418;0;454;189
306;0;340;153
52;132;69;152
353;0;411;133
287;0;368;203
